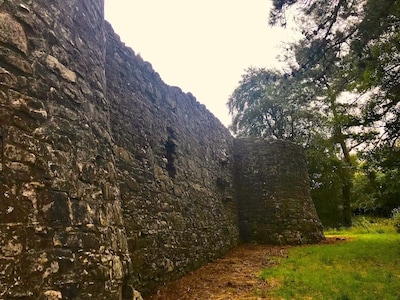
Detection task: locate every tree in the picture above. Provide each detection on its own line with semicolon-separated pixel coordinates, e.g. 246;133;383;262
228;67;320;144
306;135;352;227
228;65;359;226
346;0;400;144
228;0;400;226
269;0;400;145
354;144;400;215
270;0;400;223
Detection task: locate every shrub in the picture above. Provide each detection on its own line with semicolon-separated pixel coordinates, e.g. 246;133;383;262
392;208;400;233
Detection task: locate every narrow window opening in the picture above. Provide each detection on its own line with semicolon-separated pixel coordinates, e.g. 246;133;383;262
165;127;177;178
0;126;4;172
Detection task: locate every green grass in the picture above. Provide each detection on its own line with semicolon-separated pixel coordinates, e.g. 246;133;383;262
325;216;397;235
259;219;400;299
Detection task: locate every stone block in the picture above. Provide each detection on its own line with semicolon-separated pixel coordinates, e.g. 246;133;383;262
0;12;28;54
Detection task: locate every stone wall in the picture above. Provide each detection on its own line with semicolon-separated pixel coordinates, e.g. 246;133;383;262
234;138;324;244
104;23;238;294
0;0;129;298
0;0;323;299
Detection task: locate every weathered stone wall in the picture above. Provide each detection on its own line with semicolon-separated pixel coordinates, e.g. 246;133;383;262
0;0;238;298
104;23;238;294
234;138;324;244
0;1;130;298
0;0;323;299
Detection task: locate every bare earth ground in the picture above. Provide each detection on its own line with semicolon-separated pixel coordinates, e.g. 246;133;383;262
146;238;343;300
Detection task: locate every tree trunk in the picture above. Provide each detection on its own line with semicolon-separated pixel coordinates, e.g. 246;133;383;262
329;91;353;227
339;136;353;227
342;180;352;227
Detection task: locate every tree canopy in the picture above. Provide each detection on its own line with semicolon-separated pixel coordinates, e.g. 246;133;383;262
268;0;400;144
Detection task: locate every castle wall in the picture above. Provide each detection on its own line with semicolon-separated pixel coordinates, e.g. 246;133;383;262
104;23;238;294
0;1;130;298
234;138;324;244
0;1;323;299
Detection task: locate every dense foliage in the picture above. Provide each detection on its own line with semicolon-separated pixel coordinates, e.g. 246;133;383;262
228;0;400;226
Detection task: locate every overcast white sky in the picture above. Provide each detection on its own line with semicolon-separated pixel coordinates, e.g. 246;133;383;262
104;0;295;127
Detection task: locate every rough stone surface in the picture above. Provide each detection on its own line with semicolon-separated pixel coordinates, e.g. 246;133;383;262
0;0;323;299
0;1;129;299
234;138;325;245
104;22;238;294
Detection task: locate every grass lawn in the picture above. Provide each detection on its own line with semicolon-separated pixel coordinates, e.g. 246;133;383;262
259;219;400;299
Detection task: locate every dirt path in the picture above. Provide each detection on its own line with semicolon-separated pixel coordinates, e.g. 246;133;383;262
145;238;344;300
145;244;289;300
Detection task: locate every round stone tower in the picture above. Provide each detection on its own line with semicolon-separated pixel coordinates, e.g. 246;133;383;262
234;138;324;244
